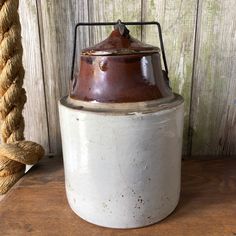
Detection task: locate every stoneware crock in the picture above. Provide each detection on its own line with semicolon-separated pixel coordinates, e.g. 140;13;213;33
59;20;184;229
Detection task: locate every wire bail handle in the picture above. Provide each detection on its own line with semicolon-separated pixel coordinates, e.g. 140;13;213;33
71;20;169;82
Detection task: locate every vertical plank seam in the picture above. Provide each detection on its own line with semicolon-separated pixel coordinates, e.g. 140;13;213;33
187;0;202;157
87;0;92;45
86;0;90;46
35;0;52;155
141;0;144;41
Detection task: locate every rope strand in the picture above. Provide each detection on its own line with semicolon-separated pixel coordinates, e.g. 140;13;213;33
0;0;44;194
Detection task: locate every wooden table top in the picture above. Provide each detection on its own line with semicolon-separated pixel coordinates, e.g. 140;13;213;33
1;157;236;236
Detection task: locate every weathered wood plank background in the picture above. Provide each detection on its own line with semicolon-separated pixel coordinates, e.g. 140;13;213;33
18;0;236;158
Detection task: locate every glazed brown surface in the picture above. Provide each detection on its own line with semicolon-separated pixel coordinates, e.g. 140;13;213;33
82;29;159;55
71;54;164;102
71;25;172;103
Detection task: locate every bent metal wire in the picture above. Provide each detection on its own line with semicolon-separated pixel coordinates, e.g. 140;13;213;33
70;20;169;82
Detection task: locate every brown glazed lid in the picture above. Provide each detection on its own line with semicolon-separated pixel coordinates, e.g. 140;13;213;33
82;20;159;56
70;20;172;103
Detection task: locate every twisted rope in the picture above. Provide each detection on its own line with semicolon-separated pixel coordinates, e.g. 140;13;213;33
0;0;44;194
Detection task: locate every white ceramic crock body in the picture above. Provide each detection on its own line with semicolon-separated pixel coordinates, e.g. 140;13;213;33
59;96;184;229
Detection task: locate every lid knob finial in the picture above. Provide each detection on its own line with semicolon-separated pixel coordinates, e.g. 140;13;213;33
114;20;130;37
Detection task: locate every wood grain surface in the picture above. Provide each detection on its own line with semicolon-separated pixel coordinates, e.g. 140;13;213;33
0;157;236;236
18;0;236;157
88;0;142;44
190;0;236;156
19;0;49;153
36;0;83;155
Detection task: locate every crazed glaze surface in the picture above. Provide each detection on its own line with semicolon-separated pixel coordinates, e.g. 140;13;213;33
59;97;184;228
